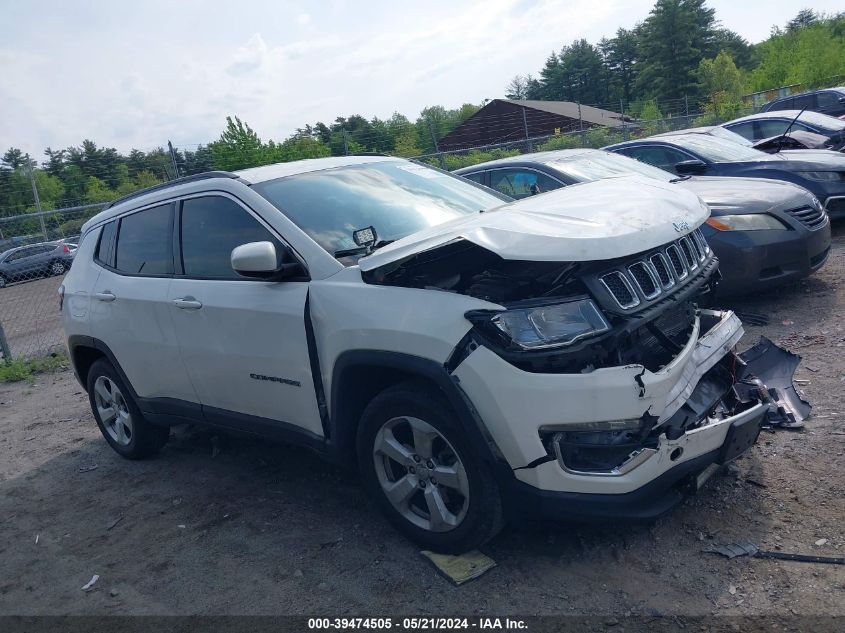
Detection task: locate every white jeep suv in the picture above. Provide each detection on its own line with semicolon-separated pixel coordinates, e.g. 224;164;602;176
61;156;804;552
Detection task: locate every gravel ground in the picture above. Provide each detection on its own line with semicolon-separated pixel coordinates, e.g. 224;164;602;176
0;225;843;620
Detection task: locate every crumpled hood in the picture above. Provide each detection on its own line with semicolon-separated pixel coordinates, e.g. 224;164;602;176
359;176;709;271
677;176;814;214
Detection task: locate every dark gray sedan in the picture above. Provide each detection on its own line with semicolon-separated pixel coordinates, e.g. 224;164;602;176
456;149;831;296
0;241;76;288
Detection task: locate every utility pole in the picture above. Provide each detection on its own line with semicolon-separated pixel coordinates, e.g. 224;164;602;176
167;141;180;179
577;101;585;145
620;98;628;141
26;164;47;239
427;120;446;169
522;107;533;153
0;319;11;363
342;129;349;156
684;94;689;120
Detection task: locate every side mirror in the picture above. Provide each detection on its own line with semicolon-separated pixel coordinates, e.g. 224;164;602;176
231;241;305;281
674;159;708;175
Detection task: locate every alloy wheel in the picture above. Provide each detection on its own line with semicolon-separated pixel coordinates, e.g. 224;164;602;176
50;262;65;275
93;376;133;446
373;416;470;532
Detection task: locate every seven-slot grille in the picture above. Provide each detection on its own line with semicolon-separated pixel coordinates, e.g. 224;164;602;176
785;205;827;229
600;229;710;310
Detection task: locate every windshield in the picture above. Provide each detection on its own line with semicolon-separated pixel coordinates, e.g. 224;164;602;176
671;135;765;162
252;161;508;258
796;111;845;133
545;151;674;183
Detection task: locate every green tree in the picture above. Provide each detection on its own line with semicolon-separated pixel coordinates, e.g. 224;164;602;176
697;51;745;118
636;0;716;102
209;116;266;170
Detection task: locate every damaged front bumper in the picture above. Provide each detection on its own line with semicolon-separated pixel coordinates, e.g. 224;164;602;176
453;308;809;519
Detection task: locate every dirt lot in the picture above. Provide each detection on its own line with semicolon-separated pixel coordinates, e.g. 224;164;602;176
0;226;843;620
0;273;65;359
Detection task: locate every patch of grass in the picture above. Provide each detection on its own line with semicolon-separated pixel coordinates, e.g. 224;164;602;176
0;353;70;383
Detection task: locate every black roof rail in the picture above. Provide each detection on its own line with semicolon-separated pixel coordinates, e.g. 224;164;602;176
103;171;240;210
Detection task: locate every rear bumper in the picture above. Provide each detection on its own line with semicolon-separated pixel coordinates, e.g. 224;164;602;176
705;222;831;296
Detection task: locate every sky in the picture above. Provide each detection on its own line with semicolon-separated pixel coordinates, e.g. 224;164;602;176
0;0;840;158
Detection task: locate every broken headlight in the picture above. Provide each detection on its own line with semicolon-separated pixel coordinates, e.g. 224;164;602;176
487;299;610;350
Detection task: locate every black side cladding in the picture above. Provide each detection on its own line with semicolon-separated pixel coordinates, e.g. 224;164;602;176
304;292;331;437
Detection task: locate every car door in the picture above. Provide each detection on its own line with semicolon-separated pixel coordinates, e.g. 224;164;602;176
89;203;199;407
167;193;324;438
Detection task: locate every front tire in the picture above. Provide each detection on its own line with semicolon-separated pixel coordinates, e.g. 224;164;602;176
357;381;503;553
86;359;169;459
0;274;6;289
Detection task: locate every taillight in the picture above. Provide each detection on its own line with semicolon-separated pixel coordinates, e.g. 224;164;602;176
63;244;70;253
58;285;65;312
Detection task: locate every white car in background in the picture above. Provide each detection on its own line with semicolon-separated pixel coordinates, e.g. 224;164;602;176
60;157;806;552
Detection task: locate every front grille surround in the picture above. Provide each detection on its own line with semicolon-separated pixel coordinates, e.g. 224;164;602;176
785;205;828;230
598;231;714;311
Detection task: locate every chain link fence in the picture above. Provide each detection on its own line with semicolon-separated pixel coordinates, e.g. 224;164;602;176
0;204;105;362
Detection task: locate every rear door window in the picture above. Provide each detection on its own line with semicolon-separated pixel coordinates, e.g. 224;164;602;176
792;94;814;110
726;121;755;140
460;171;486;185
114;204;174;275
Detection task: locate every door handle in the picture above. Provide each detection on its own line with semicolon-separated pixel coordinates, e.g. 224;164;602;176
93;292;116;302
173;297;203;310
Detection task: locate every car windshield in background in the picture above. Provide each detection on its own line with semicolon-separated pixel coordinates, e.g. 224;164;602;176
545;152;675;183
671;135;765;162
252;161;508;258
796;111;845;132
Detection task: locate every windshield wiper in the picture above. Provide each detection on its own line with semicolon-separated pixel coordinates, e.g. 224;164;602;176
775;108;806;154
334;240;395;259
670;175;691;183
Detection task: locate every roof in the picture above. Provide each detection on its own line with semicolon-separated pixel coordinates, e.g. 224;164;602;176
235;155;400;184
500;99;628;128
728;110;822;123
455;148;599;172
653;126;718;137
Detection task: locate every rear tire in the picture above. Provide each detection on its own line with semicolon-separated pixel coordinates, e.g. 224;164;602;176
86;359;169;459
357;381;503;553
49;261;65;275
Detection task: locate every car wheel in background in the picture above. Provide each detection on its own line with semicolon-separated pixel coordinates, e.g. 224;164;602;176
86;358;169;459
49;261;66;275
357;381;504;553
0;274;6;288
